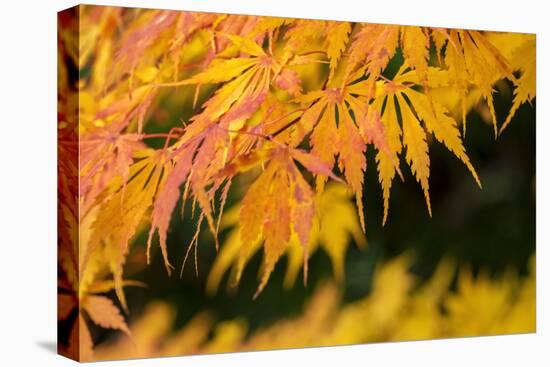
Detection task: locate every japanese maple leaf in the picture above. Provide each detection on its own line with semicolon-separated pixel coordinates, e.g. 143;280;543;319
85;149;166;306
436;29;514;135
146;33;304;268
294;80;394;231
80;126;146;217
237;147;340;297
371;63;481;223
499;36;535;134
60;279;142;361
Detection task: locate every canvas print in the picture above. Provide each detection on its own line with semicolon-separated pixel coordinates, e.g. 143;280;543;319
57;4;536;362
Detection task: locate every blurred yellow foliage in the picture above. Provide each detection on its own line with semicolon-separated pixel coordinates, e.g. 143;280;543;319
94;255;535;360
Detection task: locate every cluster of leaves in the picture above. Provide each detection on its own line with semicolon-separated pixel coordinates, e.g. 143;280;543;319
57;5;535;358
91;255;535;361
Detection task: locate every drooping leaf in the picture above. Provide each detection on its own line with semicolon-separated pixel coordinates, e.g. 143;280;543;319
500;36;536;133
84;295;131;336
398;93;432;216
337;106;367;231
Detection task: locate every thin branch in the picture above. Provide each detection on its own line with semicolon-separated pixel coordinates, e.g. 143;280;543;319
271;115;302;137
264;108;306;127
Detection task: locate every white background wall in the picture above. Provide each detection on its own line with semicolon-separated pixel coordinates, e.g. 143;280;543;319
0;0;546;365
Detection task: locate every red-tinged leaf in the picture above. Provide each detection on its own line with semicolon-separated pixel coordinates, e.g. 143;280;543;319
215;179;233;233
147;141;200;274
239;163;277;280
84;150;164;285
338;106;367;231
220;91;267;126
274;68;302;97
358;107;391;155
189;128;230;248
80;130;145;216
326;21;351;80
135;90;156;133
83;295;131;337
290;166;315;248
115;10;178;71
255;169;292;298
290;148;342;182
346;24;399;85
168;12;218;54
